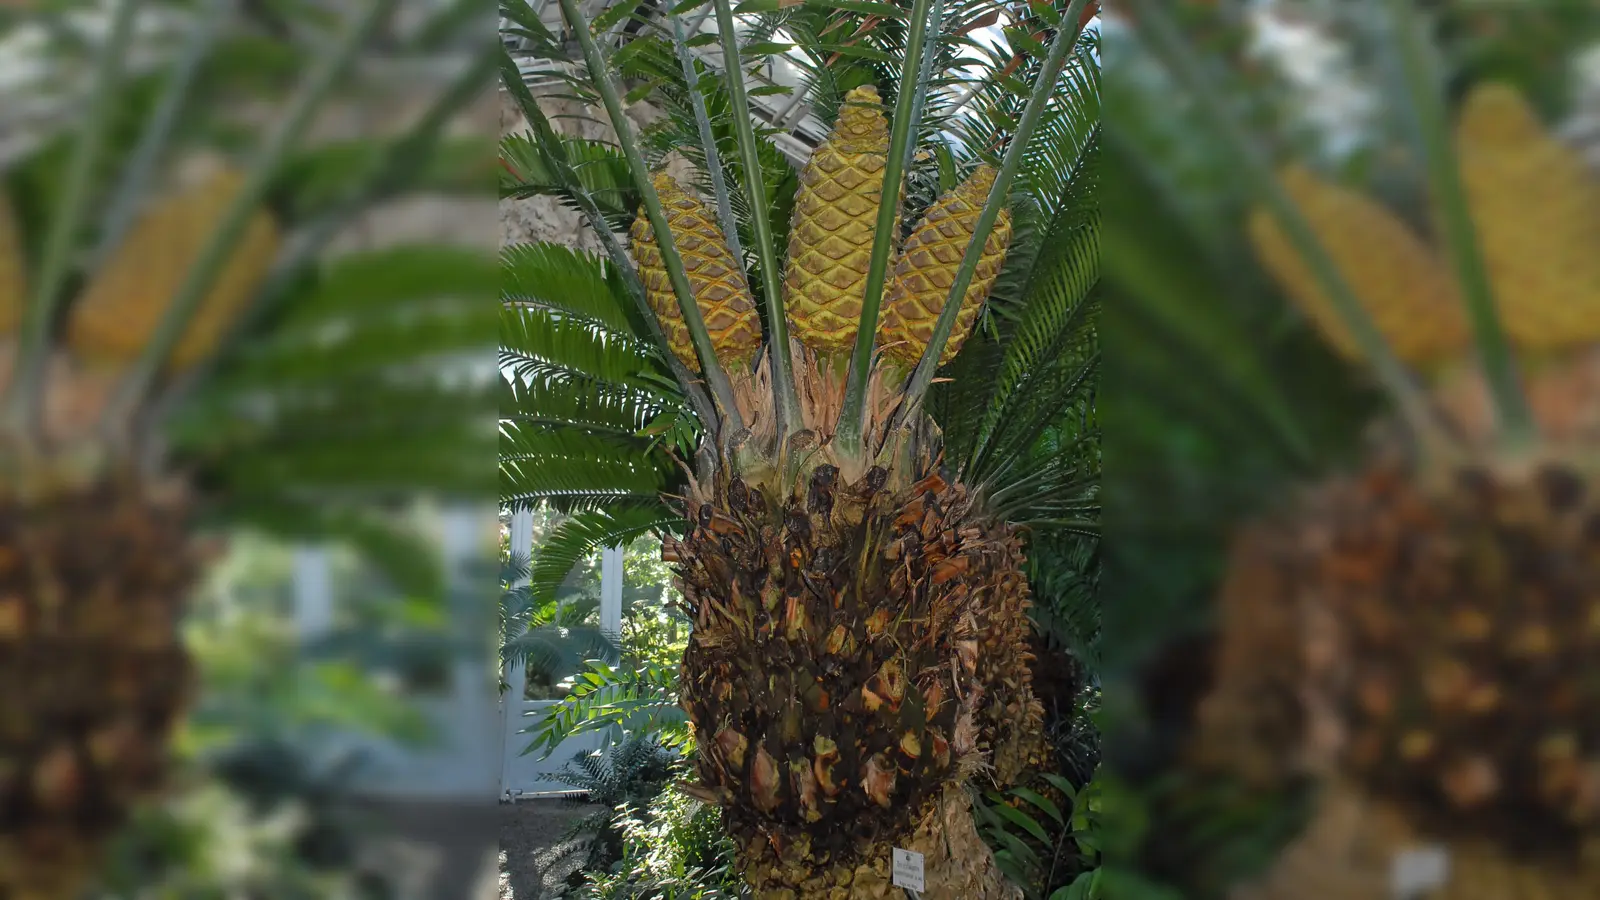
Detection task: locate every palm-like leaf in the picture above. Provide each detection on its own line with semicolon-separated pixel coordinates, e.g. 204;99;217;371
501;11;1101;893
523;659;688;760
500;130;637;230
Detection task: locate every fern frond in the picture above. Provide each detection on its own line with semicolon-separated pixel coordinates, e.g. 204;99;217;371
523;660;688;759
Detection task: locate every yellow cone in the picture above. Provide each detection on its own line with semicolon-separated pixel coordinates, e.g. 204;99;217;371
877;165;1012;368
784;85;895;357
1247;165;1469;367
1455;83;1600;354
66;167;280;371
630;171;762;372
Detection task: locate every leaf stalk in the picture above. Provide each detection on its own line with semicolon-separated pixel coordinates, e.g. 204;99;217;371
558;0;745;432
892;0;1091;435
835;0;935;451
1379;0;1532;447
709;0;799;440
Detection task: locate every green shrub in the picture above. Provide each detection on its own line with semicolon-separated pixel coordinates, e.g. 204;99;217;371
575;784;741;900
550;734;680;879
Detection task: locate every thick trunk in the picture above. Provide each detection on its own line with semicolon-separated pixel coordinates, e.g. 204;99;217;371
742;785;1021;900
671;458;1044;899
0;481;197;900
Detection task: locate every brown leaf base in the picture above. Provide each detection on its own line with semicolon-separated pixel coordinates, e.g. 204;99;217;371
670;440;1043;891
740;785;1021;900
0;481;199;900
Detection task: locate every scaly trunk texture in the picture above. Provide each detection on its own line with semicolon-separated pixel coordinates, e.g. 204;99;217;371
0;479;199;900
666;346;1043;897
738;785;1022;900
1202;78;1600;899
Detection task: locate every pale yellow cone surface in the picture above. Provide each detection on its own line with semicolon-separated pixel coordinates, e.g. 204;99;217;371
784;85;895;357
630;171;761;372
66;167;280;371
1248;165;1469;367
1456;83;1600;353
877;165;1012;368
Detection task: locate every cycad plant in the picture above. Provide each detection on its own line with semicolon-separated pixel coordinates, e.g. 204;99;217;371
0;2;493;897
501;0;1099;895
1109;1;1600;896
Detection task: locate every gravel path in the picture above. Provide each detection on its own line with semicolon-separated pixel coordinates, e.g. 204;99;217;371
499;799;603;900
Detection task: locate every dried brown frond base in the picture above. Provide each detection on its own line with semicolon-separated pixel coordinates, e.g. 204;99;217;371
1432;348;1600;451
667;437;1043;896
739;785;1022;900
731;339;908;474
0;479;199;900
0;341;120;449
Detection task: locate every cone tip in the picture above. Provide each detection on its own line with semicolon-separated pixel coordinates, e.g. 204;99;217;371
652;169;684;193
1457;81;1541;142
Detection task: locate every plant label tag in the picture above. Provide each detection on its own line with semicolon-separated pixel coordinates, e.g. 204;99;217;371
1391;845;1450;898
892;847;925;892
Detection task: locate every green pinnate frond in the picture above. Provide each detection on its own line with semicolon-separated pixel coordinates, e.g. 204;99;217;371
273;244;498;325
499;372;675;437
500;131;636;230
500;304;665;389
501;241;640;335
499;455;666;515
499;420;654;467
524;660;688;759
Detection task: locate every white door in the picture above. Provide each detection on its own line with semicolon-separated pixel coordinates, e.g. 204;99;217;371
497;510;622;799
290;504;503;802
498;660;606;799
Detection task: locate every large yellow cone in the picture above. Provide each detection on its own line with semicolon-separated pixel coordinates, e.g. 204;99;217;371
877;165;1012;368
1455;83;1600;354
1247;165;1470;367
630;171;762;372
66;167;280;371
784;85;895;357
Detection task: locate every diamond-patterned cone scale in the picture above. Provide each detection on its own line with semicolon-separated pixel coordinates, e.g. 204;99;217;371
1249;83;1600;371
0;481;199;900
784;86;898;357
66;167;280;371
630;171;761;372
668;458;1043;898
878;165;1012;368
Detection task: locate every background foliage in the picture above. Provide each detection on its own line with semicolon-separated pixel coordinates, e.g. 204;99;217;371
1098;2;1600;897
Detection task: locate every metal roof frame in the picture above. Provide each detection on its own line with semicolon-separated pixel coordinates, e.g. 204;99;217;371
501;0;829;165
